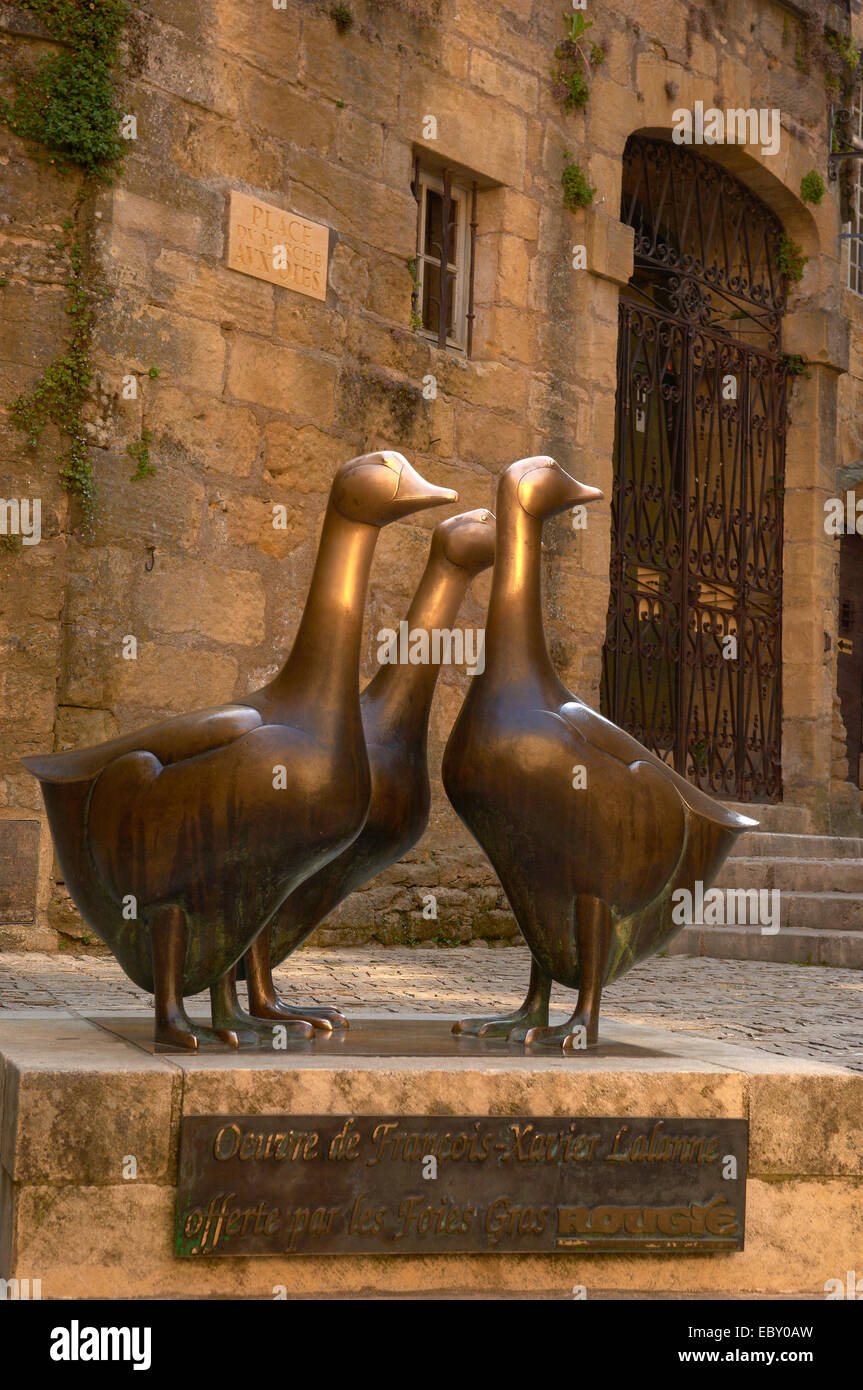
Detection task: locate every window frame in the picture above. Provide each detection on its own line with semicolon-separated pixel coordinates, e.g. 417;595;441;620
845;85;863;296
412;161;477;355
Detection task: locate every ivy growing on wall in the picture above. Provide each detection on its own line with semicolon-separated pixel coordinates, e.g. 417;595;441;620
7;227;99;523
821;29;860;101
783;11;862;217
0;0;128;178
0;0;129;532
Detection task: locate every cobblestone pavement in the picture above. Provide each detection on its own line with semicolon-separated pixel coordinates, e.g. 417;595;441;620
1;946;861;1070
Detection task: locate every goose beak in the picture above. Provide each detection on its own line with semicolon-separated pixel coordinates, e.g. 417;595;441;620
571;482;604;505
393;458;458;515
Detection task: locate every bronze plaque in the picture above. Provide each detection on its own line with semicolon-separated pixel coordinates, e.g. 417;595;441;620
175;1114;747;1256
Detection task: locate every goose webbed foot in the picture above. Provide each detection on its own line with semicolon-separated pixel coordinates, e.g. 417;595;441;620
156;1007;239;1052
453;958;551;1040
151;905;239;1050
523;895;612;1052
453;1004;548;1040
524;1012;598;1051
248;997;346;1032
210;971;314;1046
243;925;344;1032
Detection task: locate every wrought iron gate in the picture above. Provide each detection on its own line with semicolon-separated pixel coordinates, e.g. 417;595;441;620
600;138;788;802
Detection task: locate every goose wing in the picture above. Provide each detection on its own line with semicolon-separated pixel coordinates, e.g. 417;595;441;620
558;700;758;832
21;705;263;785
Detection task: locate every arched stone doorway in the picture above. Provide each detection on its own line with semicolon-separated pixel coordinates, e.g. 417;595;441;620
600;135;788;802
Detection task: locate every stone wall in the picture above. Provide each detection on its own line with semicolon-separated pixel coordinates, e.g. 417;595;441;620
0;9;82;948
1;0;861;953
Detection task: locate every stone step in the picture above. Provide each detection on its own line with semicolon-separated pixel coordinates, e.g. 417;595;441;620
668;923;863;969
729;832;863;859
683;889;863;932
717;857;863;894
774;890;863;931
723;802;813;834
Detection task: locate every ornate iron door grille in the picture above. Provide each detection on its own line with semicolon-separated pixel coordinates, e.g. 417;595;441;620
601;139;787;802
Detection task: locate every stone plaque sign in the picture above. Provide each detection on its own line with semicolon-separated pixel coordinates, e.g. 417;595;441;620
0;819;40;924
226;190;328;300
175;1114;747;1256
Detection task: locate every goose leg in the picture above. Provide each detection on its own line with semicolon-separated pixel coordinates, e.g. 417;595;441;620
243;925;347;1031
210;967;314;1046
453;955;551;1038
151;905;239;1051
524;895;613;1050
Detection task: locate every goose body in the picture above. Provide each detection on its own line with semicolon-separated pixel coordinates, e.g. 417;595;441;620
442;457;757;1048
236;509;496;1025
22;704;350;997
23;452;457;1048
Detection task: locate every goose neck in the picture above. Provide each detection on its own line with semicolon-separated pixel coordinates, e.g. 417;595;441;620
485;500;557;688
265;504;378;733
367;557;474;740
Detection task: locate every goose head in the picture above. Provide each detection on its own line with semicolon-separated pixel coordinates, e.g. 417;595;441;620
431;508;496;576
332;450;457;527
500;456;603;520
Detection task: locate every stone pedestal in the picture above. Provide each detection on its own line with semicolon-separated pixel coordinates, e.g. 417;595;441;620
1;1013;860;1298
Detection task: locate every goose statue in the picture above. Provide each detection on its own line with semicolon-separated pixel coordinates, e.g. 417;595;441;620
22;451;456;1049
442;456;757;1050
214;507;497;1033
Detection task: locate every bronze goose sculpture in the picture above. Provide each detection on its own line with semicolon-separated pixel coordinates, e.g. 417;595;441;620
215;507;497;1033
442;456;757;1050
22;452;456;1050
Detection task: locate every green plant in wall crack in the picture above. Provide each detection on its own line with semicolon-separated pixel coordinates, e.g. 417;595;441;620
127;428;155;482
800;171;826;206
776;233;808;284
781;353;810;380
329;3;354;34
552;12;605;112
561;156;595;212
0;0;129;180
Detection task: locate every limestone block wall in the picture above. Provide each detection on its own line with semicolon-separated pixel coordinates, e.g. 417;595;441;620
0;12;81;947
0;0;860;952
